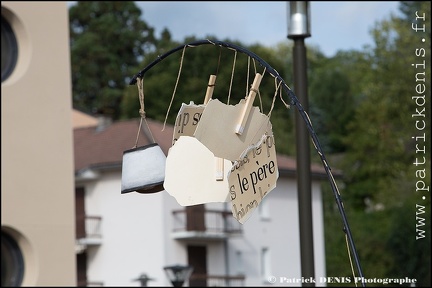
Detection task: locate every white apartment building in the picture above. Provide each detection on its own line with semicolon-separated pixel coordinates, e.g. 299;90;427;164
73;112;330;287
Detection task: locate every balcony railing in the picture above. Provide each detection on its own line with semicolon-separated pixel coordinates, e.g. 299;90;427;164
189;274;245;287
83;216;102;238
171;209;242;240
77;280;104;287
76;215;102;250
86;281;104;287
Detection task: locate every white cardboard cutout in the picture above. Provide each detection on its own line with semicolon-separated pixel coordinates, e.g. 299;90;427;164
194;98;272;161
172;101;205;146
228;134;279;224
164;136;232;206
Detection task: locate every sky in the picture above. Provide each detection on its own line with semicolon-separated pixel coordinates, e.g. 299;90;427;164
135;1;401;57
67;1;401;57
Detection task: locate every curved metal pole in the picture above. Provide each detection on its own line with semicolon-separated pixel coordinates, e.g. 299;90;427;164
129;39;366;285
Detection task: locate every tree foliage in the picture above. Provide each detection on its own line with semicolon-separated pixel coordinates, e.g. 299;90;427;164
69;1;157;119
323;1;431;285
308;55;357;154
342;0;431;210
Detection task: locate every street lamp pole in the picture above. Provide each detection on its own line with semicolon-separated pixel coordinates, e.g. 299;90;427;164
163;264;194;287
132;273;155;287
287;2;315;287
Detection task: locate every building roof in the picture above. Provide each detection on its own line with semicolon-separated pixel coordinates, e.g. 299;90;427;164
72;109;99;128
73;116;335;179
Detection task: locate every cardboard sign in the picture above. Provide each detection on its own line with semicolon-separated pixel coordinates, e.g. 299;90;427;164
194;98;272;161
228;133;279;224
164;136;232;206
172;101;205;146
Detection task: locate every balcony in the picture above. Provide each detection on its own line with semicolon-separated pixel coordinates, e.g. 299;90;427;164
75;215;102;252
171;206;242;241
189;274;245;287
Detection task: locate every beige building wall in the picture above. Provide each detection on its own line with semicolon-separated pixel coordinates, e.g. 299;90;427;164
1;2;76;286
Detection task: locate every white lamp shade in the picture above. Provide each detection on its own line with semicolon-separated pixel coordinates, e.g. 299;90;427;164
121;143;166;194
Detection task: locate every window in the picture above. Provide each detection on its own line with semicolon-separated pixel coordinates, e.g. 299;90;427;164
259;196;271;220
261;247;271;282
1;15;18;82
235;250;244;275
1;231;25;287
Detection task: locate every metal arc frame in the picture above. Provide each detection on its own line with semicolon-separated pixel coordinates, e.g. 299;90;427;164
129;39;366;286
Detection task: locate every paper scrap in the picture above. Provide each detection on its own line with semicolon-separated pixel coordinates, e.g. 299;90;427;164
194;98;272;161
172;101;206;146
228;134;279;224
164;136;232;206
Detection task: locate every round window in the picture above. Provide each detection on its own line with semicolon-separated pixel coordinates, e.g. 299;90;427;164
1;231;24;287
1;15;19;82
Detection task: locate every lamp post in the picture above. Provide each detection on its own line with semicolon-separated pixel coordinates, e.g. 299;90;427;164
287;2;315;287
163;264;194;287
132;273;155;287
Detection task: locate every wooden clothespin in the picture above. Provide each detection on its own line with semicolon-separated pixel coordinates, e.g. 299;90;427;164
235;73;262;135
203;75;224;181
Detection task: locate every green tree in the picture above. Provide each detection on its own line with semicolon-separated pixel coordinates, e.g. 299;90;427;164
343;0;430;210
327;1;431;285
386;195;431;287
69;1;157;119
309;57;356;154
